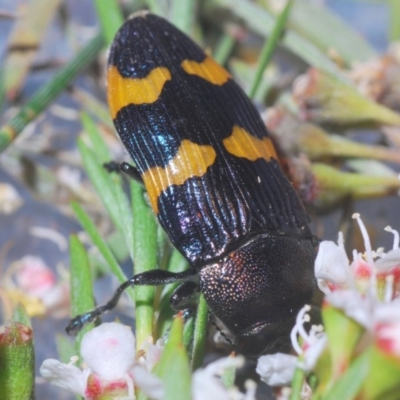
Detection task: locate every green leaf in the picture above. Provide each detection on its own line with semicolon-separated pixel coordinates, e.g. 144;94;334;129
0;33;104;153
249;0;293;98
289;366;306;400
69;235;95;350
170;0;197;36
71;201;134;303
191;295;208;371
263;0;376;65
11;305;31;328
361;346;400;400
208;0;347;83
156;249;189;339
322;304;365;383
213;33;236;66
154;315;192;400
131;181;158;348
55;334;75;364
94;0;124;45
389;0;400;41
323;351;369;400
0;322;35;400
77;138;134;259
77;138;122;230
81;113;111;164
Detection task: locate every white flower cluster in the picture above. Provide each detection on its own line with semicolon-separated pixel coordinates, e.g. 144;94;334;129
257;213;400;391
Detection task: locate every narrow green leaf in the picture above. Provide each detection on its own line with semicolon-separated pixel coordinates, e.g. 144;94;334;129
0;322;35;400
78;132;134;259
114;182;134;261
73;88;114;129
208;0;347;83
289;366;305;400
191;295;208;371
262;0;376;65
156;249;189;339
0;0;61;102
94;0;124;45
183;315;195;351
55;334;75;364
69;235;95;350
131;181;158;348
170;0;197;36
11;305;31;328
71;201;134;303
388;0;400;41
221;362;236;388
323;304;364;384
230;59;274;103
0;33;104;153
81;113;111;164
213;33;236;65
248;0;293;98
323;351;369;400
154;315;192;400
145;0;170;16
77;138;123;233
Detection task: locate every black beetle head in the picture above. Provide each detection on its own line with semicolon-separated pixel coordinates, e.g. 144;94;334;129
199;233;316;357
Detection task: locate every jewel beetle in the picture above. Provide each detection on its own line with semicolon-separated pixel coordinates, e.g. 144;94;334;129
67;11;316;357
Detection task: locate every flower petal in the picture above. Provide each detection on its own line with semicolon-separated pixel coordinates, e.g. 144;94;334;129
132;365;164;400
325;290;371;328
315;241;350;291
256;353;296;386
81;323;135;380
39;359;87;396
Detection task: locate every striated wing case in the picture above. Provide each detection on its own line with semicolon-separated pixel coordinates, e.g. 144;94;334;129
107;12;312;267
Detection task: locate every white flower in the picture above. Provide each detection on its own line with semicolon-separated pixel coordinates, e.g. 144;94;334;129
315;213;400;300
256;305;326;388
81;323;136;380
325;289;373;329
290;305;327;371
314;234;351;293
256;353;297;386
40;357;89;398
40;322;164;400
193;355;253;400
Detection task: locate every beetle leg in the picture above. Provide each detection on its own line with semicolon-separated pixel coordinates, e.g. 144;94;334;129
103;161;143;184
170;281;200;311
66;268;197;335
103;160;121;173
119;161;143;183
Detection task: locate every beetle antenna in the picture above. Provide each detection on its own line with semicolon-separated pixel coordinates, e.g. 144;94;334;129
209;312;236;349
65;279;133;335
66;268;198;335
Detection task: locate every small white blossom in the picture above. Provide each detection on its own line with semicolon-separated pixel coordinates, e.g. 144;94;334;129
256;353;297;386
81;323;136;380
193;356;251;400
314;234;352;293
256;305;326;388
40;322;164;400
40;357;89;397
290;305;327;371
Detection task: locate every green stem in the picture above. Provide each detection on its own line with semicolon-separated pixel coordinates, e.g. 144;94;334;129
0;33;104;153
249;0;293;98
69;235;95;352
0;322;35;400
131;181;158;349
213;33;236;65
289;366;305;400
94;0;123;45
191;295;208;371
